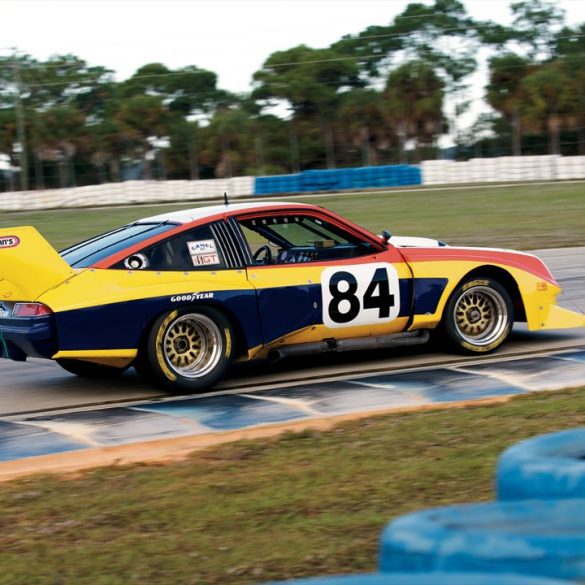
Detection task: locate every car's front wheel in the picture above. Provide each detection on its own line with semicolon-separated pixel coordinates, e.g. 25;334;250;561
138;306;234;393
443;277;513;354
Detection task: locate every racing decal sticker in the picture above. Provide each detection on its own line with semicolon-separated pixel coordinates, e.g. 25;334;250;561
191;253;220;266
124;253;149;270
187;239;220;266
0;236;20;249
187;239;217;255
171;292;214;302
321;263;400;328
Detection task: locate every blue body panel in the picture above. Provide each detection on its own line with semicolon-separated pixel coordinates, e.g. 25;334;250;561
0;314;56;360
54;289;262;352
0;277;447;358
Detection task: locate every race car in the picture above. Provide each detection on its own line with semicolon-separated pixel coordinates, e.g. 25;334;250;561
0;201;583;393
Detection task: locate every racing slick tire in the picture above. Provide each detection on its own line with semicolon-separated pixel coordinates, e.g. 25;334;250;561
56;359;129;379
139;306;234;393
443;277;513;354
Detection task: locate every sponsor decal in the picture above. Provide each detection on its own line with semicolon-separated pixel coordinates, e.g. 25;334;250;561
187;239;217;255
187;239;220;266
191;252;220;266
0;236;20;249
171;292;214;303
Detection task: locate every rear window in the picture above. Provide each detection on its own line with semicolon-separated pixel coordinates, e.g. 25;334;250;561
60;223;177;268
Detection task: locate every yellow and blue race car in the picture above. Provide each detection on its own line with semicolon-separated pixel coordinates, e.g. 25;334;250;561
0;201;583;393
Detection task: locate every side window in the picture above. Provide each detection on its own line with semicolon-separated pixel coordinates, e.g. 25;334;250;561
117;224;226;271
237;214;375;265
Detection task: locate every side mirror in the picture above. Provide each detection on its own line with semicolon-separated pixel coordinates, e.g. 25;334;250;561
381;229;392;244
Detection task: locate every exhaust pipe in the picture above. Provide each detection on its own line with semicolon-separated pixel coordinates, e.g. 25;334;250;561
268;330;430;363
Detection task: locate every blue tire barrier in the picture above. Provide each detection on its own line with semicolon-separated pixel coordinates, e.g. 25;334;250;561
254;165;422;196
497;428;585;501
264;573;577;585
379;499;585;580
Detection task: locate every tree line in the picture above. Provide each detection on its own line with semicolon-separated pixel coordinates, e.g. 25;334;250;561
1;0;584;191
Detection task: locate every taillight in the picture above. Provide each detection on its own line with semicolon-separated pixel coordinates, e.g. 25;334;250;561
13;303;53;317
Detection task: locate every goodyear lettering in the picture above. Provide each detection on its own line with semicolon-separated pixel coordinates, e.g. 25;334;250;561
171;292;214;303
0;236;20;249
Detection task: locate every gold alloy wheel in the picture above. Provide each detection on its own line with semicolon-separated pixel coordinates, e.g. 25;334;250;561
454;285;509;347
163;313;222;379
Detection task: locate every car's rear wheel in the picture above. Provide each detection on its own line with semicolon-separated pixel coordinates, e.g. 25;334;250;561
56;359;128;379
138;306;234;393
443;277;513;354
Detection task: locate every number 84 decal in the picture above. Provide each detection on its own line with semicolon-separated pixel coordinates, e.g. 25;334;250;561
321;263;401;328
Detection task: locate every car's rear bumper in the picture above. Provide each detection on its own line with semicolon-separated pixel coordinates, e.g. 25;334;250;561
0;316;58;361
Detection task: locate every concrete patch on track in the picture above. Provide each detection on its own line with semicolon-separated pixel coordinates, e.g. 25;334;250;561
0;348;584;476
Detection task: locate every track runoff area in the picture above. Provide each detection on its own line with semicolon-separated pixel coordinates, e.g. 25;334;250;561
0;246;583;477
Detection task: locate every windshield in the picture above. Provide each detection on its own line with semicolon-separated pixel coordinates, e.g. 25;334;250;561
60;223;177;268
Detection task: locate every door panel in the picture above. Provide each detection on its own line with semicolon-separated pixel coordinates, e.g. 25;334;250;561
247;249;413;348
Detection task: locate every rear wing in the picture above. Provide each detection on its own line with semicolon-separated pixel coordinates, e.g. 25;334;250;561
0;227;75;301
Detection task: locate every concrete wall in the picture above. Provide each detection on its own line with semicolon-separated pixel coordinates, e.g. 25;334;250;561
0;176;255;212
421;155;585;184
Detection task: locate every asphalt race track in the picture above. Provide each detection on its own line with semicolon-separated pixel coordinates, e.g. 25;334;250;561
0;247;583;419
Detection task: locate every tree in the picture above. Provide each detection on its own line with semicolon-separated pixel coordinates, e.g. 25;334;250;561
519;62;576;155
554;23;585;154
384;62;446;162
486;53;531;156
115;95;170;179
510;0;565;60
121;63;232;118
30;105;87;188
335;89;391;166
333;0;477;88
253;45;364;169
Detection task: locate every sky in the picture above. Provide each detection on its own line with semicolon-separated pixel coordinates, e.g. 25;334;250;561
2;0;585;146
3;0;585;93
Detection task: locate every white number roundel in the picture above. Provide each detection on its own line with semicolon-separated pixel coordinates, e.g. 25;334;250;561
321;263;400;329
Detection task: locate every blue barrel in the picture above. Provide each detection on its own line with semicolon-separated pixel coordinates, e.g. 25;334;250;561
497;428;585;501
264;573;576;584
380;499;585;580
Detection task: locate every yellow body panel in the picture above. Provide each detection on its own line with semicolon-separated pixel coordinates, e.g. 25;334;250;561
39;267;252;312
53;349;137;368
406;259;572;332
538;304;585;329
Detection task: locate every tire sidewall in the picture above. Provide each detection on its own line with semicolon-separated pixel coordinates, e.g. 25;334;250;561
444;277;513;354
146;305;233;393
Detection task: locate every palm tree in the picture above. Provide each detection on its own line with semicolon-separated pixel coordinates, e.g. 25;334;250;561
486;53;532;156
335;89;392;166
384;62;446;162
519;61;576;155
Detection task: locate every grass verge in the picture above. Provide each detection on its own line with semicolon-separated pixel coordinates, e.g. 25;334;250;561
1;387;584;585
0;181;584;250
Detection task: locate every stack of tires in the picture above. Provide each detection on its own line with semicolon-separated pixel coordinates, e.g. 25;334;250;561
264;428;585;584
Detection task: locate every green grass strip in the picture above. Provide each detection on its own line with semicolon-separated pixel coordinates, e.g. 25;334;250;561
0;387;584;584
1;182;584;250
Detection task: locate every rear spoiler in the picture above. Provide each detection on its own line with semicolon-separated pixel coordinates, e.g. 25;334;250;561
0;227;75;301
